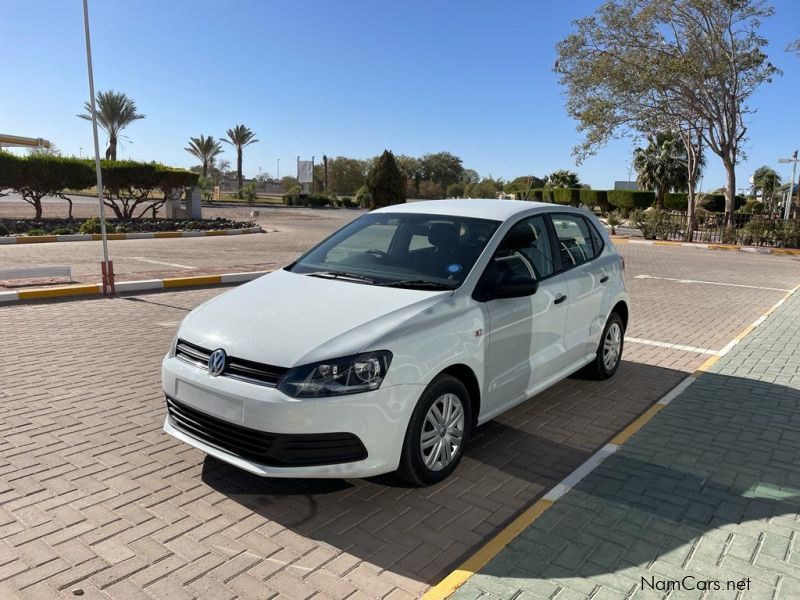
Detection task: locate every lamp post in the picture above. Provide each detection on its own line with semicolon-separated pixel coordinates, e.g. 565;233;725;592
778;151;799;220
82;0;114;296
277;158;280;180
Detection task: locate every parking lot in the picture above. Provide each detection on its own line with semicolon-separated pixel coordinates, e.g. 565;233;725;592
1;231;799;599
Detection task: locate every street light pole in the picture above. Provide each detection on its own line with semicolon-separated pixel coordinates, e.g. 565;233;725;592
277;158;280;180
779;151;799;221
82;0;114;296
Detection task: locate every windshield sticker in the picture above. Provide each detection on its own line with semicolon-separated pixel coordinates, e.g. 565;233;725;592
447;263;462;274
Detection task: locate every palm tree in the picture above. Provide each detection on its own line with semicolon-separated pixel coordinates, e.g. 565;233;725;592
752;166;781;214
546;170;581;189
633;132;688;209
78;90;145;160
222;125;259;198
185;135;223;178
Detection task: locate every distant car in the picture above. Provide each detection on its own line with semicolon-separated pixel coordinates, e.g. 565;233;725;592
162;200;629;485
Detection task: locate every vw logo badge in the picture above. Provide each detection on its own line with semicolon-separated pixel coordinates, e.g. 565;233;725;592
208;349;227;376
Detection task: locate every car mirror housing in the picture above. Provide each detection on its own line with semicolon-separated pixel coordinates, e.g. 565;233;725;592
485;275;538;300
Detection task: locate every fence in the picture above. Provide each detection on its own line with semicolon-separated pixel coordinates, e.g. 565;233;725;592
635;211;800;247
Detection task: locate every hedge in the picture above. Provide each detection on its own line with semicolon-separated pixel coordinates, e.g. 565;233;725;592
0;216;252;237
528;188;554;202
698;193;746;213
608;190;656;210
0;154;198;219
551;188;580;206
664;193;688;212
579;189;610;211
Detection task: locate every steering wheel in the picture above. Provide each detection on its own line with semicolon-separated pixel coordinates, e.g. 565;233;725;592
365;249;388;259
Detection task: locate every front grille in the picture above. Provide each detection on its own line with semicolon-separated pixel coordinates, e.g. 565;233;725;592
166;396;368;467
175;338;288;386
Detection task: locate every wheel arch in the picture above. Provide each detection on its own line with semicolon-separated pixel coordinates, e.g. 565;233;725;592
438;363;481;428
611;300;629;329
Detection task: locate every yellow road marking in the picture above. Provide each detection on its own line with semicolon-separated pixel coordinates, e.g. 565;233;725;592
16;235;58;244
17;284;101;300
609;404;666;445
153;231;184;238
422;499;554;600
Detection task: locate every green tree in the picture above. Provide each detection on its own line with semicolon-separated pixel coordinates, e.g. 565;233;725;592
751;166;781;213
222;124;258;198
395;155;423;195
446;182;466;198
555;0;779;228
461;169;480;185
417;180;445;199
546;170;581;189
329;157;369;195
504;175;547;199
367;150;405;208
78;90;145;160
185;135;223;178
466;179;501;199
419;152;464;190
632;132;689;209
280;175;299;191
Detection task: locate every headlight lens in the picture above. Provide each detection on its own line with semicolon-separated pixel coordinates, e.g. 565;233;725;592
277;351;393;398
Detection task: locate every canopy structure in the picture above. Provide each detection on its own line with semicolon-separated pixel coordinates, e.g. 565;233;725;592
0;134;51;148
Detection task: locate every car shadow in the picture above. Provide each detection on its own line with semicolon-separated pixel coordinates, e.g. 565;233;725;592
199;362;799;587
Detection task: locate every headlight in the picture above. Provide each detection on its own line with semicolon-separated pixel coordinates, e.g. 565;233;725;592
277;351;393;398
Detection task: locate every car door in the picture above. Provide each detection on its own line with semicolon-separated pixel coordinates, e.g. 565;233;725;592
549;212;608;367
479;215;570;414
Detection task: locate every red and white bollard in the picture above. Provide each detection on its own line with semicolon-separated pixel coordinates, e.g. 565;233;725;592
101;260;116;297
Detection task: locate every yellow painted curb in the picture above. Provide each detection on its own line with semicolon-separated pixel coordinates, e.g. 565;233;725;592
771;248;800;256
17;284;101;300
153;231;184;238
205;230;229;236
92;233;127;240
162;274;222;288
15;235;58;244
422;499;554;600
693;354;722;376
609;403;666;445
611;238;629;244
708;244;740;251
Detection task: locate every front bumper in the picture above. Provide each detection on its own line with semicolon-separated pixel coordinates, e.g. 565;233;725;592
162;355;424;478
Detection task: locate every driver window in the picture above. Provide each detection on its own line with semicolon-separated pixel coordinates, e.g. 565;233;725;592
496;216;555;280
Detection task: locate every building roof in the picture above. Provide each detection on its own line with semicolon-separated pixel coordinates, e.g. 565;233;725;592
374;199;551;221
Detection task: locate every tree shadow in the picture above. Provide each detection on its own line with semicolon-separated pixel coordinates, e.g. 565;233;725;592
199;363;799;587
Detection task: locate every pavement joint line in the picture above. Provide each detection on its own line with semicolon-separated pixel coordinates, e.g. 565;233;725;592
0;270;273;304
423;280;800;600
0;226;263;245
634;274;792;292
625;336;719;355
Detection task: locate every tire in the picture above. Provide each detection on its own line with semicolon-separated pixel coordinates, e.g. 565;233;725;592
397;375;472;486
585;312;625;380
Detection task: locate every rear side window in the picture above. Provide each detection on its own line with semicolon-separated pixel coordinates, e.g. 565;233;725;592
551;214;596;268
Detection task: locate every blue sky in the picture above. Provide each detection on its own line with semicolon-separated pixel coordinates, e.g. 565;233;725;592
1;0;798;191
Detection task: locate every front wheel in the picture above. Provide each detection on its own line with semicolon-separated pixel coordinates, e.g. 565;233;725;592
397;375;472;486
585;312;625;380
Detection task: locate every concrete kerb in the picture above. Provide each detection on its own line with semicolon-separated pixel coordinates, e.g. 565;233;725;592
0;270;271;305
0;226;264;245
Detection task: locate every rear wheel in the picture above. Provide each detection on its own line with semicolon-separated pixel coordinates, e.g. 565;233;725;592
397;375;472;486
585;312;625;380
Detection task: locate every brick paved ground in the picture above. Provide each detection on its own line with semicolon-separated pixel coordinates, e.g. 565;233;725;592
453;287;800;600
0;202;362;287
0;231;798;598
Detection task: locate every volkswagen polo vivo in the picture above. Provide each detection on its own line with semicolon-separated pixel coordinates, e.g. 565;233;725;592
162;200;629;485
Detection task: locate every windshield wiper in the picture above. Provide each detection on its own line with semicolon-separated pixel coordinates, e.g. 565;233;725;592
378;280;456;290
307;270;377;284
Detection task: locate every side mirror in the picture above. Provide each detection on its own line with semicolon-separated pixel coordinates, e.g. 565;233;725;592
485;274;538;300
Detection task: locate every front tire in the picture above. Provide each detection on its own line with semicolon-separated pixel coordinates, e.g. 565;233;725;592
585;312;625;380
397;375;472;486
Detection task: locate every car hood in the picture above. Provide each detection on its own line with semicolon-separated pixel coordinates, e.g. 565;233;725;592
178;268;452;367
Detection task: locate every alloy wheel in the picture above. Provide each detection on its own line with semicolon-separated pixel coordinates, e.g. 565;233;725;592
420;393;465;471
603;322;622;371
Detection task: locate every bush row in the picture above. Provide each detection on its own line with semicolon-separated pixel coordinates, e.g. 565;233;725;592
0;216;252;237
663;192;747;213
282;192;361;208
525;188;654;211
0;153;198;219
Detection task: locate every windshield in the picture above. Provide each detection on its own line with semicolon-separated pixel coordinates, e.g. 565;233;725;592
287;212;501;289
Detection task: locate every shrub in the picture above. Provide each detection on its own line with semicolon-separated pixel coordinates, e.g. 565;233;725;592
552;188;581;206
528;188;554;202
608;190;655;210
630;209;681;240
355;185;372;208
698;193;746;213
664;193;688;212
26;228;47;236
102;161;199;219
778;218;800;248
580;189;610;211
446;182;466;198
606;211;622;235
243;182;258;204
737;216;778;246
79;217;102;234
0;223;8;236
51;226;74;235
338;196;358;208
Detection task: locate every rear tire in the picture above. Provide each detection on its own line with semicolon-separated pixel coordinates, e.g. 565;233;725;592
397;375;472;486
585;312;625;380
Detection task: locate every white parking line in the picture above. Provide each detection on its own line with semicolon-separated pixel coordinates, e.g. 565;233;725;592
634;274;791;292
131;257;196;270
626;336;720;355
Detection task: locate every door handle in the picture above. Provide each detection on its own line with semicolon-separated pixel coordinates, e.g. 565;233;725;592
554;294;568;305
600;275;609;283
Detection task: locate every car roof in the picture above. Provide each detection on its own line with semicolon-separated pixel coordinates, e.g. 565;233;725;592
372;199;555;221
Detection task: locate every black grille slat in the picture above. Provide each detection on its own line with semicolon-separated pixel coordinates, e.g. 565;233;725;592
175;339;288;386
166;396;367;466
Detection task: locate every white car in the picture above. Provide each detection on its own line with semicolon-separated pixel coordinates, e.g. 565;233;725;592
162;200;628;485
